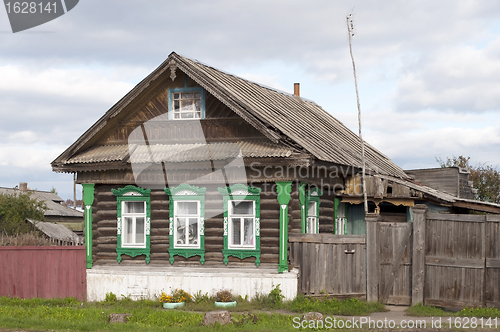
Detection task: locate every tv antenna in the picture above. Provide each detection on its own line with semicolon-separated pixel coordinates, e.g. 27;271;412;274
346;12;368;214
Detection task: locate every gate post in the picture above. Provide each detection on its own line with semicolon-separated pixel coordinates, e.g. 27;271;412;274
366;213;380;302
412;204;427;305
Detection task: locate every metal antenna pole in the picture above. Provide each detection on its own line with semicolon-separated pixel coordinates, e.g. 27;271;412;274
347;13;368;214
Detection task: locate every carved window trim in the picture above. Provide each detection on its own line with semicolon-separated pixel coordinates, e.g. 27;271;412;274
112;185;151;264
165;184;206;265
218;184;261;266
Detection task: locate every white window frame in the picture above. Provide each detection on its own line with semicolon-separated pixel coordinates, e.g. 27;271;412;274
173;200;201;249
307;201;317;234
168;87;205;120
121;200;147;248
228;200;256;250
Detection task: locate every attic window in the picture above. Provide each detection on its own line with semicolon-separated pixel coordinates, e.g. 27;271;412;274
168;87;205;119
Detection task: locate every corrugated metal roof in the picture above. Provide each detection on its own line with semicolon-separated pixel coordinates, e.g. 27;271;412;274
69;141;293;164
66;145;132;164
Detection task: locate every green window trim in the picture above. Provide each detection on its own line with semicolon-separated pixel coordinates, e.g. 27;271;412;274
168;87;206;120
299;183;322;234
165;184;206;265
218;184;261;267
112;185;151;264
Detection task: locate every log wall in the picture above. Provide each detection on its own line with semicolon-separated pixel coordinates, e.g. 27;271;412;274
92;182;284;266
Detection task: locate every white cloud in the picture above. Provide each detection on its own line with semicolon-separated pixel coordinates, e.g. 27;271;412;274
0;65;134;104
0;143;64;170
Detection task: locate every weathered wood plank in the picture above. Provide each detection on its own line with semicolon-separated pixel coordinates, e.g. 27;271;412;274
486;259;500;268
426;256;484;268
288;233;365;244
366;214;379;302
427;213;486;222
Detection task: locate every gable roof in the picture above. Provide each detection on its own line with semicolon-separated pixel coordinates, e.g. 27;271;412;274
52;52;408;179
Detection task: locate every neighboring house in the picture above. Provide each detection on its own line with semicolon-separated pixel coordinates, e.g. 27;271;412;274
51;52;500;301
0;182;84;235
26;218;83;246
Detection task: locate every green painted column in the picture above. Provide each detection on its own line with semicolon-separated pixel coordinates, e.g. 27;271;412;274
82;183;95;269
276;181;292;273
298;182;306;233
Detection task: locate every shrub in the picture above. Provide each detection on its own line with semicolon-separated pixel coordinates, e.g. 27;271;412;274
215;289;233;303
268;285;284;305
105;292;117;302
192;290;210;304
159;289;192;303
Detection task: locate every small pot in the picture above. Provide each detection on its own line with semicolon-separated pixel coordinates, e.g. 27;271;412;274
214;301;237;308
163;302;185;309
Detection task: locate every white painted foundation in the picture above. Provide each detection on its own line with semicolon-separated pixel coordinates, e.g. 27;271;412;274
87;266;298;302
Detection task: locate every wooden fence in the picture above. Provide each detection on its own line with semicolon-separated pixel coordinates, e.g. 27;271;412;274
289;233;366;299
424;213;500;308
290;207;500;308
0;246;87;300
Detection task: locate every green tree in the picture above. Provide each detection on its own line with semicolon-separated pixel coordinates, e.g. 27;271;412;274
0;192;47;235
436;155;500;204
50;186;58;195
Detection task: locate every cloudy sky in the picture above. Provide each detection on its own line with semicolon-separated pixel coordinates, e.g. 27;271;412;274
1;0;499;200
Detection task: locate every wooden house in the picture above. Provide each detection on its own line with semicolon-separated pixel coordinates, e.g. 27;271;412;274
52;52;500;302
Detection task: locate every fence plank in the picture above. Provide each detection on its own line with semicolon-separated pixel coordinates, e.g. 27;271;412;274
0;247;86;300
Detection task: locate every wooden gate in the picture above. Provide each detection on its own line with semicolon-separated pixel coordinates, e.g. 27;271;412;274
289;233;367;298
377;222;413;305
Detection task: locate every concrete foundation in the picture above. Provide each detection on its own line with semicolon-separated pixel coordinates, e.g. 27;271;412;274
87;265;298;301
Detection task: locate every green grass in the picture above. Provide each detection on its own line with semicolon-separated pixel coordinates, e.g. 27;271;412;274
0;295;385;332
288;295;385;315
407;303;500;318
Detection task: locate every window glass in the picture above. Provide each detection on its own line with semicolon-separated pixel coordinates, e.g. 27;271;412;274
135;217;145;244
307;201;317;234
122;202;146;247
231;218;241;245
229;200;255;249
124;217;133;244
308;201;316;216
176;217;186;245
231;201;253;215
124;201;144;214
177;201;198;215
174;201;199;247
188;218;198;245
172;90;203;119
243;218;254;245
